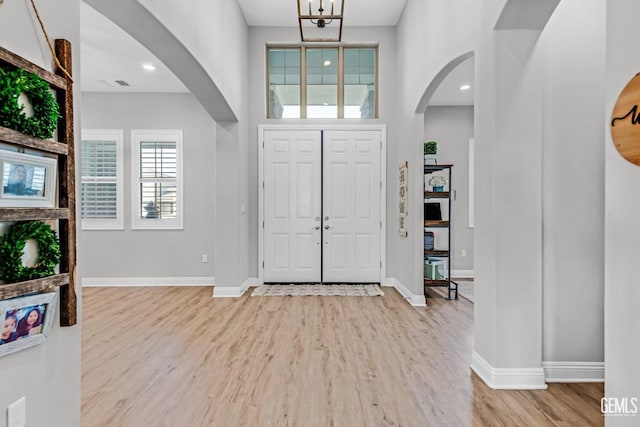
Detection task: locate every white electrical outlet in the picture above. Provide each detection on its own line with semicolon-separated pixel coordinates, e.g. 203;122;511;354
461;249;467;257
8;396;26;427
202;254;208;263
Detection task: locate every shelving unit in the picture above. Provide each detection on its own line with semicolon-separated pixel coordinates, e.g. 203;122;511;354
423;164;458;300
0;41;77;326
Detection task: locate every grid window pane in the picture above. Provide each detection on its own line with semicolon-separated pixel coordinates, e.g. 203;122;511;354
266;46;377;119
81;139;119;221
344;48;376;119
139;141;177;179
306;48;338;119
139;182;177;220
81;182;117;219
269;48;301;118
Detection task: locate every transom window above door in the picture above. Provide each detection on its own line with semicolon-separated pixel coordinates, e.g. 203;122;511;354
267;45;378;119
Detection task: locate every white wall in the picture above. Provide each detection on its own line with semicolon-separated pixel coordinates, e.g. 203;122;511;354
395;0;483;299
539;0;605;365
0;1;81;426
424;106;474;272
398;0;605;387
80;92;216;281
138;0;247;118
606;1;640;424
246;26;398;280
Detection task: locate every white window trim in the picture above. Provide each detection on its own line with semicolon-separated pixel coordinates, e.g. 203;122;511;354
131;129;184;230
80;129;124;230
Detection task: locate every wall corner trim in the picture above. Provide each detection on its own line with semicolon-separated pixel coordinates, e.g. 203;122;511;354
543;361;605;383
82;277;215;287
383;277;426;307
471;351;548;390
212;277;257;298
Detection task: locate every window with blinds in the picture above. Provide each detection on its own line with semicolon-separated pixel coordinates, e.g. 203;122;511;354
131;130;183;229
80;130;124;230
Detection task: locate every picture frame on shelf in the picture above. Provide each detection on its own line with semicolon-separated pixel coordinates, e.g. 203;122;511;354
0;291;57;358
0;150;57;207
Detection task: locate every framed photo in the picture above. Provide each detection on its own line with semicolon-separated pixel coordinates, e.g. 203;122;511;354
0;150;57;207
0;292;57;358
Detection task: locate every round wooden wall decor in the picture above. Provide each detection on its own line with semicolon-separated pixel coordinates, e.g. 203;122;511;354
611;73;640;165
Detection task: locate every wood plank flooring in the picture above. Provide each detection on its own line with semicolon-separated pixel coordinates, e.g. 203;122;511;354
81;286;604;427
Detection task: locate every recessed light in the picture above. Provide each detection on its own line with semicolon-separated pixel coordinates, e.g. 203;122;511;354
143;63;156;71
323;60;331;67
459;84;471;91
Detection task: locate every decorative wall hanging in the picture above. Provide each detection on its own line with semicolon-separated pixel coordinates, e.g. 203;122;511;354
0;220;61;283
0;291;57;357
0;66;60;139
399;161;408;237
611;72;640;165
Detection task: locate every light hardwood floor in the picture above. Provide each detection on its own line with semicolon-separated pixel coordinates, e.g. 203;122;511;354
82;286;603;427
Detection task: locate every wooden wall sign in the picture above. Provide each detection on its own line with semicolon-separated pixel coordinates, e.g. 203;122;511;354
611;73;640;165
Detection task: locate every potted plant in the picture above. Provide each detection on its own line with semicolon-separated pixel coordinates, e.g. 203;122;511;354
428;175;447;192
424;141;437;165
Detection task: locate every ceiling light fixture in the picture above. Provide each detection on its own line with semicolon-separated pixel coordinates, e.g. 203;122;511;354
298;0;344;42
459;84;471;91
142;63;156;71
323;60;332;66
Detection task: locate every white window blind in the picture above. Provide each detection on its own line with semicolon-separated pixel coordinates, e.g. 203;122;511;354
131;130;183;229
80;130;124;230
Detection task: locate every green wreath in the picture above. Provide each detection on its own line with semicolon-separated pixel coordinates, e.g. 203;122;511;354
0;221;61;283
0;66;60;139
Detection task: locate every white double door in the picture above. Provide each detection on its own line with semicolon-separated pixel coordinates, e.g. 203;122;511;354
263;129;382;283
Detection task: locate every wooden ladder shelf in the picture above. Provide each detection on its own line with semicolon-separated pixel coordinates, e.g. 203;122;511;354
0;41;77;326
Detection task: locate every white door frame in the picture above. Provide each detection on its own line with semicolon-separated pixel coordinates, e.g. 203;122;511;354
258;124;387;285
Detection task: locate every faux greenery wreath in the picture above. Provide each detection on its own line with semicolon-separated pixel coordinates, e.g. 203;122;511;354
0;66;60;139
0;221;61;283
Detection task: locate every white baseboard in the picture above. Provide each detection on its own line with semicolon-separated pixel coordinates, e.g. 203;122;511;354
543;361;604;382
212;277;257;298
452;269;474;278
383;277;426;307
471;351;548;389
82;276;215;287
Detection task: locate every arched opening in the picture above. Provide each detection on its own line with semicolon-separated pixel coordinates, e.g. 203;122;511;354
414;52;475;304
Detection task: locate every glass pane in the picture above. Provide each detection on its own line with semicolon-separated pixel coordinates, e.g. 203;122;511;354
139;141;177;179
268;48;301;118
139;182;177;220
82;140;117;178
344;48;376;119
306;48;338;119
81;182;117;219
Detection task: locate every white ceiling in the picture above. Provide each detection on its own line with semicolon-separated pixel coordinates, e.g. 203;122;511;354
80;0;473;106
80;2;188;93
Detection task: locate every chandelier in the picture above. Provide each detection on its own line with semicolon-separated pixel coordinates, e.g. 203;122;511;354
297;0;344;42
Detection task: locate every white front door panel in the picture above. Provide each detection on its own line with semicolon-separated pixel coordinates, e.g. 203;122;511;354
322;130;381;282
264;130;322;282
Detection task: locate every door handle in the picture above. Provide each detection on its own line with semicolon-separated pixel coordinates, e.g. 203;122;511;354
324;225;331;230
314;226;320;230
